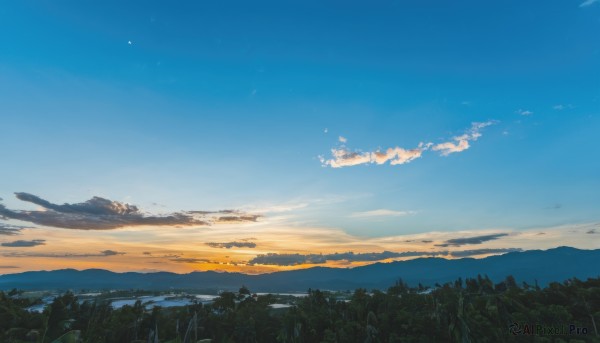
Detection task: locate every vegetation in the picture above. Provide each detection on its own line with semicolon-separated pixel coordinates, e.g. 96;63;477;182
1;276;599;342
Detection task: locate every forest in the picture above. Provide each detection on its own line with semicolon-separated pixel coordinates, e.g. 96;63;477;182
1;275;599;343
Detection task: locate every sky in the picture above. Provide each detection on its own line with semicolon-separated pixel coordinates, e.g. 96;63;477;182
1;0;599;274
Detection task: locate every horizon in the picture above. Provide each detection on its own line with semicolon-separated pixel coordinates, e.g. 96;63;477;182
1;1;599;275
0;245;593;277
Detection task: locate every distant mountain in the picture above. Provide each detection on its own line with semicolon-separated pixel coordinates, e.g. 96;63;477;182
1;247;599;292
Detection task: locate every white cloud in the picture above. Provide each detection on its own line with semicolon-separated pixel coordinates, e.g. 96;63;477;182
516;109;533;116
320;149;373;168
320;121;496;167
338;136;347;143
580;0;598;7
351;209;416;218
431;121;495;156
553;104;573;110
320;143;430;168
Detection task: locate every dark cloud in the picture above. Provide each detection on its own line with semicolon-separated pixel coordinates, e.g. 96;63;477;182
421;240;433;243
3;250;126;258
0;223;27;236
449;248;522;258
1;239;45;247
435;233;508;247
587;229;598;234
206;241;257;249
249;253;326;266
249;250;449;266
0;192;260;230
0;265;19;269
214;215;261;223
100;250;125;256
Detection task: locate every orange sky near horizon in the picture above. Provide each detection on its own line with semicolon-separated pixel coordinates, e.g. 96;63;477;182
1;220;598;275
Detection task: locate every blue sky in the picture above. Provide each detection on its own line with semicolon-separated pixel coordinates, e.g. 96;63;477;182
0;1;599;273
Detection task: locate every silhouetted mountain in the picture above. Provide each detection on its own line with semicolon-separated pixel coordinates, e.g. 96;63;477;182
1;247;598;292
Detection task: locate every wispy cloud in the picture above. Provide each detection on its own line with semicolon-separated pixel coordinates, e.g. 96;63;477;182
214;215;261;223
0;265;19;269
431;121;495;156
170;258;247;267
338;136;347;143
553;104;574;110
351;209;416;218
449;248;522;257
435;233;508;247
321;121;495;167
0;223;26;236
3;250;126;258
249;250;448;266
206;241;257;249
580;0;599;7
101;250;126;256
516;109;533;116
1;239;46;247
0;193;260;230
320;143;430;168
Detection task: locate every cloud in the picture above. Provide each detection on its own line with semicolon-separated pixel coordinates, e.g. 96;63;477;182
431;121;495;156
338;136;347;143
553;104;574;110
580;0;598;7
143;253;182;259
435;233;508;247
320;121;496;167
0;265;19;269
351;209;416;218
0;193;259;230
249;250;449;266
449;248;522;258
516;109;533;116
214;215;261;223
206;241;257;249
1;239;46;247
587;229;598;234
249;253;326;266
169;257;213;264
320;143;430;168
100;250;125;256
0;223;26;236
3;250;126;258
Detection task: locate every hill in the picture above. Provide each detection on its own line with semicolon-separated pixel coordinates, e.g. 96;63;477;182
1;246;598;292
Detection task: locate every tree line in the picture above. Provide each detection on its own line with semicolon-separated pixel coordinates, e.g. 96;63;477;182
1;275;599;342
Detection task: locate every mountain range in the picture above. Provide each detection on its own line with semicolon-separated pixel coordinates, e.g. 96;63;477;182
1;247;598;292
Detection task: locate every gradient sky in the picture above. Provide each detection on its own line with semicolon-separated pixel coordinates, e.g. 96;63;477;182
1;0;599;274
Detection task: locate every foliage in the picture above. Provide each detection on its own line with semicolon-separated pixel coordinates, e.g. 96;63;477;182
1;275;599;342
